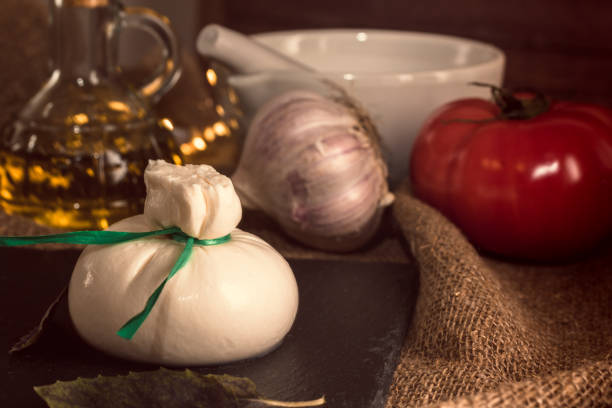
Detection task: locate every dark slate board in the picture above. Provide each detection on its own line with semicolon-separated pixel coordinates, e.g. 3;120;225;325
4;247;418;408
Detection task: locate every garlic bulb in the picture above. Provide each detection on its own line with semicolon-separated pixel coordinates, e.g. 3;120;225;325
232;90;394;251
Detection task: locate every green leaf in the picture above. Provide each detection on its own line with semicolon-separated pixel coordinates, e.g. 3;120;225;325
34;368;326;408
34;368;258;408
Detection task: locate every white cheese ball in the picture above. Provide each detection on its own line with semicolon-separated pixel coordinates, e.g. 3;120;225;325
68;215;299;365
68;161;298;365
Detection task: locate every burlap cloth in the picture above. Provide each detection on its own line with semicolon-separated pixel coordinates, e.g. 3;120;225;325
386;183;612;408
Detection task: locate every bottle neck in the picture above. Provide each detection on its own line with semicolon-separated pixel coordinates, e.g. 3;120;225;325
49;0;119;84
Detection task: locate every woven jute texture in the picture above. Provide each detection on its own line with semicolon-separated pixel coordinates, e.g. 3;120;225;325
386;183;612;408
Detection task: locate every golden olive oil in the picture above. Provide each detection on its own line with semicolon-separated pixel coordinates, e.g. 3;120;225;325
0;120;181;229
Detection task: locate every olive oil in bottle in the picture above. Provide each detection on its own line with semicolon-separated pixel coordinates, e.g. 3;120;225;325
0;119;180;229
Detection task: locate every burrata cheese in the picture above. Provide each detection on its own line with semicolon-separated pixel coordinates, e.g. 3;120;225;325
68;161;298;365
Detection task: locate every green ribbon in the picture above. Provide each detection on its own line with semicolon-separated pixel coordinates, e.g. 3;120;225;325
0;227;231;340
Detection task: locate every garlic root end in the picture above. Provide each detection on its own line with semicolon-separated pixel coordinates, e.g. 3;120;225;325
379;192;395;208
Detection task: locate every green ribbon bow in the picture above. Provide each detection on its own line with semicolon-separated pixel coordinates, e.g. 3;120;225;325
0;227;231;340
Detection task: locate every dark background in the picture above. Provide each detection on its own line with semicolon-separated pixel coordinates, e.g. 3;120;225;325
2;0;611;124
209;0;612;107
164;0;612;107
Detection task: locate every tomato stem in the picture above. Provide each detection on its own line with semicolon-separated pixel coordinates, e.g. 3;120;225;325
469;82;550;120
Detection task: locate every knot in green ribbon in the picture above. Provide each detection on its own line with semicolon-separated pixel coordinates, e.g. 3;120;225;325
0;227;231;340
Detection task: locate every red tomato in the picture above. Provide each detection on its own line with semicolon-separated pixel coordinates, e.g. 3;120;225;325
410;91;612;261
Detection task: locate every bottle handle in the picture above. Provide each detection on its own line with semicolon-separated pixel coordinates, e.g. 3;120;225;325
119;6;182;103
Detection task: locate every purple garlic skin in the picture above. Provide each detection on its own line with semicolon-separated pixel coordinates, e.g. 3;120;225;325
232;90;394;252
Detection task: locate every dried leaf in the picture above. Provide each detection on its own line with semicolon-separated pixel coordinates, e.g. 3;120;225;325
9;285;67;354
34;368;325;408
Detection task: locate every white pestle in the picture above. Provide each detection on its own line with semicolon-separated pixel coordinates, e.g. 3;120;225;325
196;24;314;74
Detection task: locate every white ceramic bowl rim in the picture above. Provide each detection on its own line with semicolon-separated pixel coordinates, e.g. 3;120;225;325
252;28;505;82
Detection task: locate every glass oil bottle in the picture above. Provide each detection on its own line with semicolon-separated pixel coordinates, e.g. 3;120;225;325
0;0;182;229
